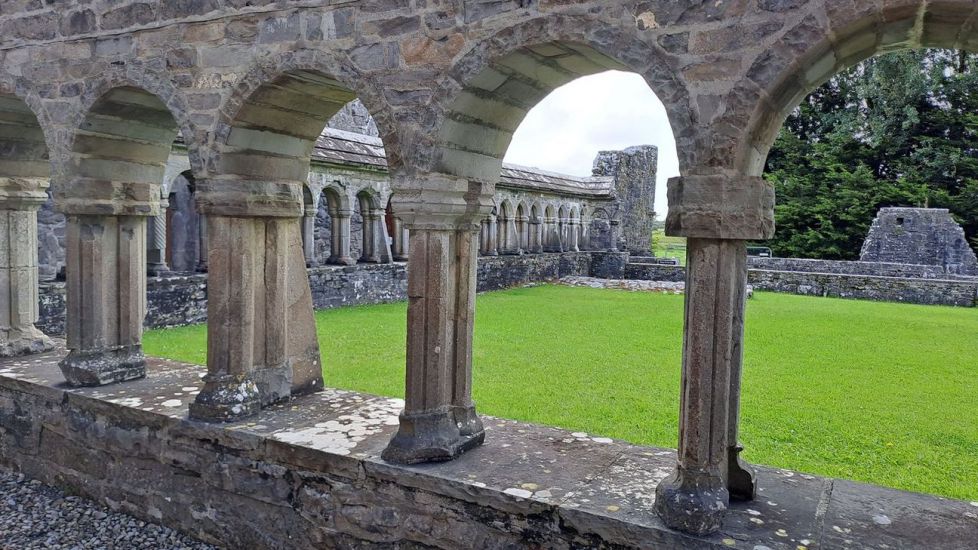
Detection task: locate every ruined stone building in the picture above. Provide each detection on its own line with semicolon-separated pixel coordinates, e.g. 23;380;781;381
860;207;978;276
2;1;978;548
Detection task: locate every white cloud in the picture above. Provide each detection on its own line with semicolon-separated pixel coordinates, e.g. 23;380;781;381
504;70;679;219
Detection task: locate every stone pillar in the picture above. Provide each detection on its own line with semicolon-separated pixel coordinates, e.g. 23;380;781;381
302;209;317;267
196;215;208;272
359;209;378;263
654;174;774;535
372;208;393;263
392;218;409;261
569;219;580;252
0;178;54;357
608;220;621;251
531;219;543;253
327;209;355;265
502;216;519;255
60;214;149;387
190;181;323;422
517;216;529;253
382;179;492;464
486;215;499;256
146;196;169;276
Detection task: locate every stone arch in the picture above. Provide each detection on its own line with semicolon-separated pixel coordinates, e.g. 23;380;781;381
317;184;354;266
515;201;529;251
0;86;55;357
428;17;691;183
497;199;518;255
68;67;201;181
355;188;387;264
734;1;978;175
211;50;396;198
58;84;187;386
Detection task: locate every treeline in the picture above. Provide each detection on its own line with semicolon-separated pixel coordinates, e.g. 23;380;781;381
764;50;978;260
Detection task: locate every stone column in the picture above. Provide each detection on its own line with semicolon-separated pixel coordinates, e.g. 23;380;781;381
372;208;393;263
58;201;153;387
392;217;410;261
190;181;323;422
531;219;543;253
502;216;519;255
517;216;529;253
382;179;492;464
0;178;54;357
146;196;169;276
327;209;355;265
569;219;580;252
608;220;621;251
359;209;377;263
302;209;317;267
196;215;208;272
654;174;774;535
486;215;499;256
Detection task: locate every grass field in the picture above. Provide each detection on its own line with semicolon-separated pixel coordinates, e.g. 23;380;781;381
651;229;686;264
143;286;978;500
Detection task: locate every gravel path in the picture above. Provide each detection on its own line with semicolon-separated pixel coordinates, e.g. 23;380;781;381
1;469;217;550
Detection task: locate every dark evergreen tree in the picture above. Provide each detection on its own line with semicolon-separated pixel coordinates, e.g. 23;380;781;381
764;50;978;259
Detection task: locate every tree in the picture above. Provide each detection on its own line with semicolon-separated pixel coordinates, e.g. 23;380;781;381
764;49;978;259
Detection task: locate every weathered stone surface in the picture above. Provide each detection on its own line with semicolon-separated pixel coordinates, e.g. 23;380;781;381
860;207;978;276
3;0;977;538
624;262;978;307
2;351;977;549
593;146;658;255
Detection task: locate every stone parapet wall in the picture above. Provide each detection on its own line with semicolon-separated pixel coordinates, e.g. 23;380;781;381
624;264;978;307
36;253;597;336
747;270;978;307
747;257;961;279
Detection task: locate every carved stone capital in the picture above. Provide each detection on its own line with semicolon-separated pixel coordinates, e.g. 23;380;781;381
665;175;774;240
195;179;303;218
390;173;493;230
57;180;160;217
0;177;49;210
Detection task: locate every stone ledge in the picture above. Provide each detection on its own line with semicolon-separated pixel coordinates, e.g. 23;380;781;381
1;347;976;548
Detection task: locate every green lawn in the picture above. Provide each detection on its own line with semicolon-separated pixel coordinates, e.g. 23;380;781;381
143;286;978;501
651;229;686;264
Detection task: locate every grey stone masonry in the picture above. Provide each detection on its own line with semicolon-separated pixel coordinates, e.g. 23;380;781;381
860;208;978;275
2;352;977;549
593;146;658;254
6;0;978;537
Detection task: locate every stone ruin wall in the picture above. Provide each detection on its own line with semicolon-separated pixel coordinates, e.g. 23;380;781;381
860;207;978;276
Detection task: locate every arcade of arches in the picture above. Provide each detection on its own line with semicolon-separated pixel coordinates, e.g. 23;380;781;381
2;0;978;543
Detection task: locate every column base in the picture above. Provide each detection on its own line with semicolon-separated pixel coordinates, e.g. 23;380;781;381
253;364;292;407
189;374;261;422
59;346;146;387
654;466;729;536
0;328;54;358
727;444;758;501
382;407;485;465
393;254;409;262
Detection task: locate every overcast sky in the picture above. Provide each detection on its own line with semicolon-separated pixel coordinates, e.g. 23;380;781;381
503;70;679;220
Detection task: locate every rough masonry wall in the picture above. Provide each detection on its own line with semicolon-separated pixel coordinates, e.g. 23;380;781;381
624;264;978;307
593;146;657;254
860;208;978;276
35;253;597;335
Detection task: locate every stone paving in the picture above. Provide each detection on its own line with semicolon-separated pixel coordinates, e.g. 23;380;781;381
0;469;214;550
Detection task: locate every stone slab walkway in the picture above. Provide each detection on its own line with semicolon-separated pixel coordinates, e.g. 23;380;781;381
559;275;685;293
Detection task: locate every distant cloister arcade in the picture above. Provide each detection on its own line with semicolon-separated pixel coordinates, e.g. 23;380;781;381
3;0;976;538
